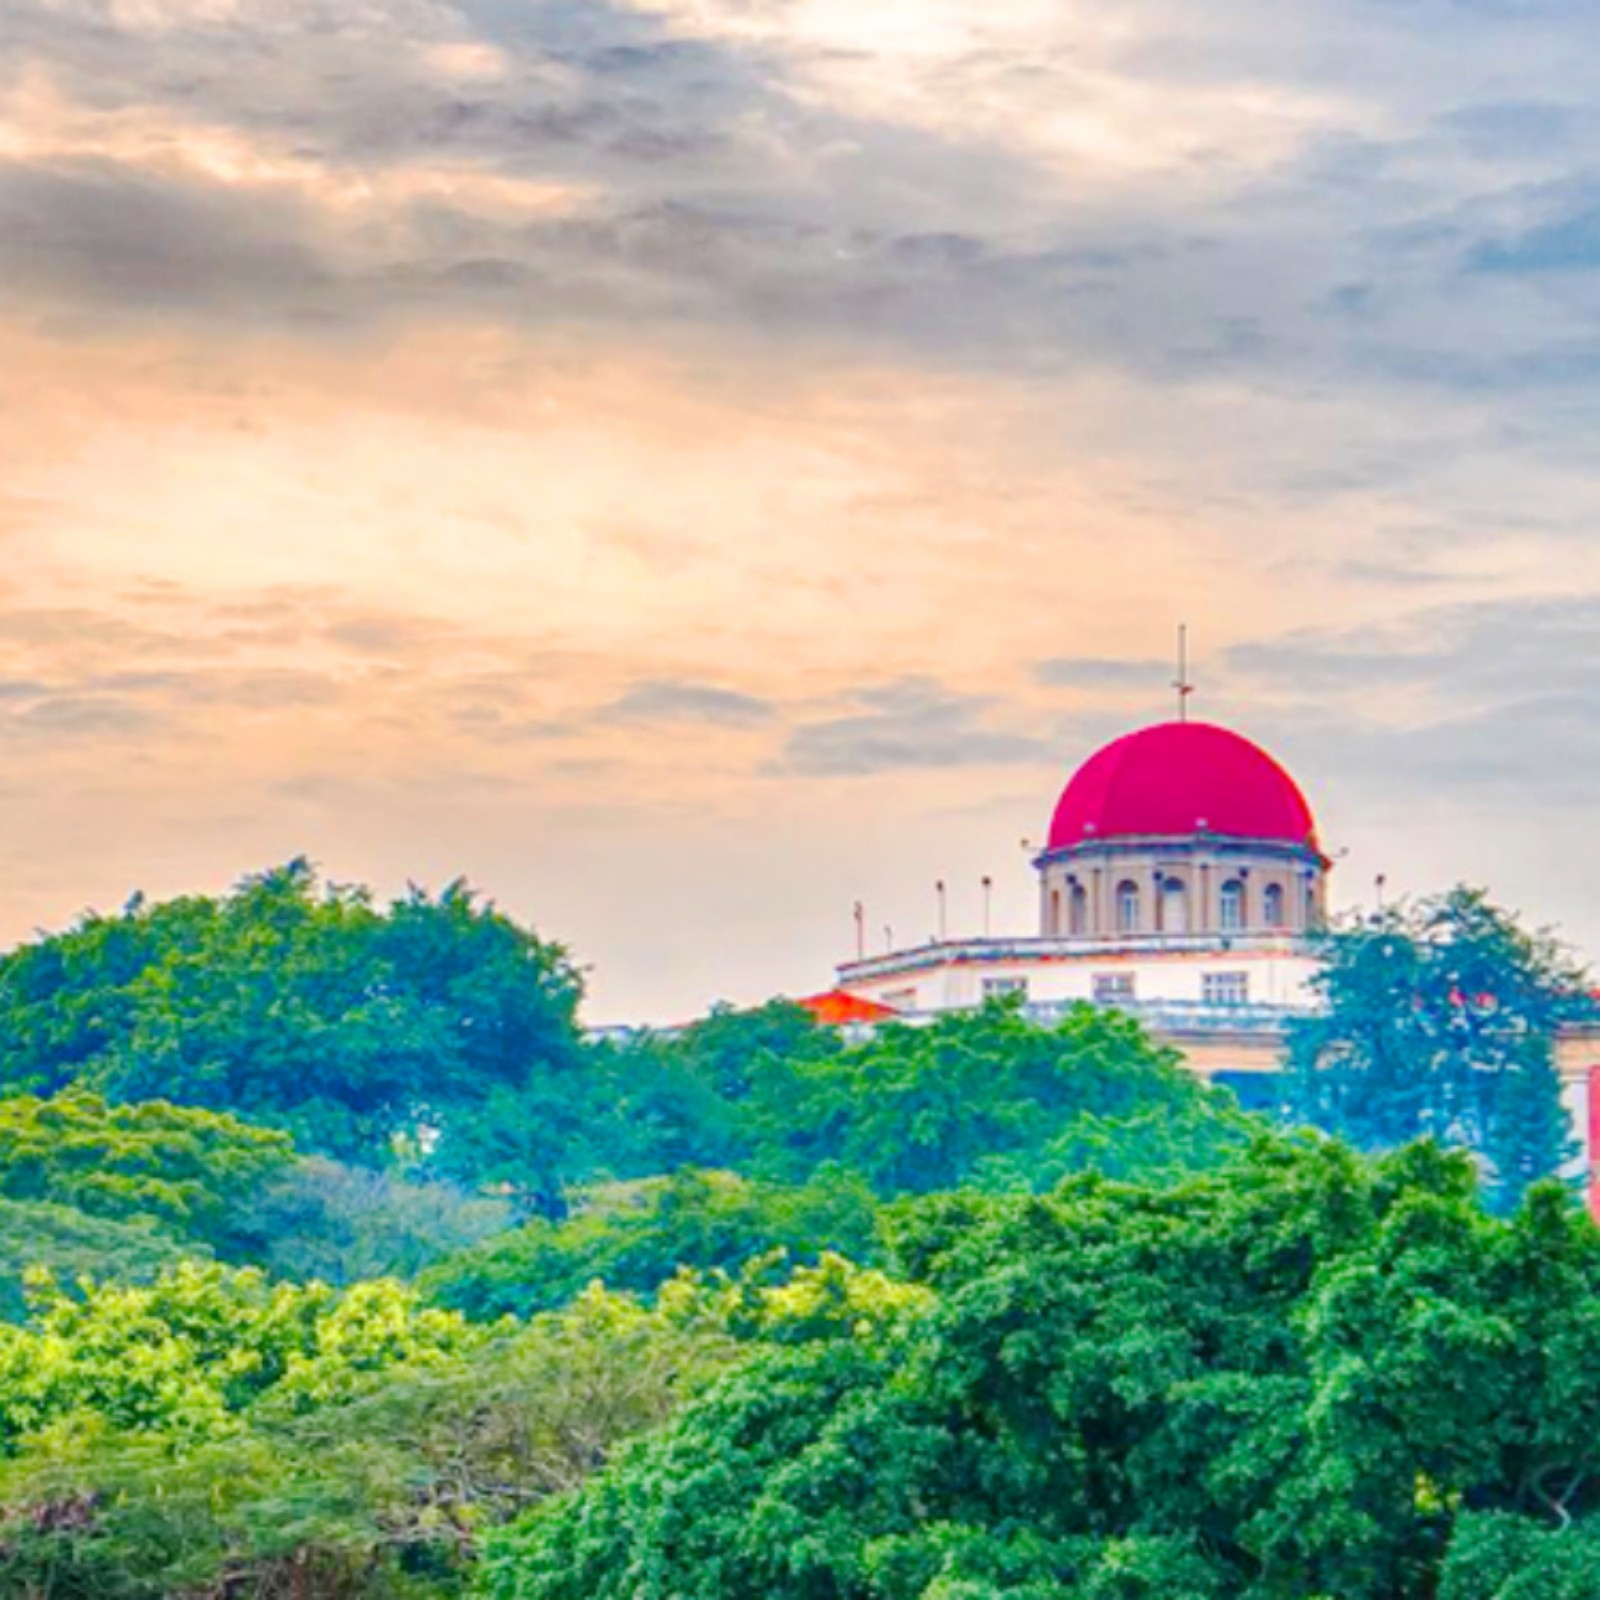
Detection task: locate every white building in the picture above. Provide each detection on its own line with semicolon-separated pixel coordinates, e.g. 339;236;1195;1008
830;717;1600;1186
834;719;1327;1099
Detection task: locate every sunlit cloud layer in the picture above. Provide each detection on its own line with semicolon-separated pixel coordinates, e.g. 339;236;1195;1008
1;0;1598;1016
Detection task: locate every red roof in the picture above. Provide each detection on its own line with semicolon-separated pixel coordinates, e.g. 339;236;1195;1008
795;990;901;1024
1046;721;1319;853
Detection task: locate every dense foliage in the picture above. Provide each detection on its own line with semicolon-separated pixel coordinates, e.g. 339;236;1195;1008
0;1252;924;1598
239;1158;517;1287
421;1168;885;1321
0;1091;294;1314
0;862;584;1185
485;1140;1600;1600
597;999;1254;1197
0;868;1591;1598
1289;887;1590;1209
0;1263;735;1598
0;1200;191;1322
0;1090;292;1241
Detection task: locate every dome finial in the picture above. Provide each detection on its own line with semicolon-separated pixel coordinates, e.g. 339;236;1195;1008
1173;623;1195;723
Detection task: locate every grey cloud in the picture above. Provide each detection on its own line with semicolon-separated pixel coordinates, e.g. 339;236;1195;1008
1036;657;1171;689
0;0;1391;375
1211;599;1600;836
4;0;1588;410
782;679;1047;777
173;670;340;711
602;680;773;726
0;159;335;318
1;0;1597;394
7;695;161;737
1224;596;1600;701
326;615;460;654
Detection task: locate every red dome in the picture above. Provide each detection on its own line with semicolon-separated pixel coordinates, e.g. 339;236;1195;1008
1046;721;1318;853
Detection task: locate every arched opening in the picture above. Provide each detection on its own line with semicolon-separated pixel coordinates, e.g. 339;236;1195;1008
1219;879;1245;932
1069;883;1088;936
1160;877;1188;934
1263;883;1285;928
1117;880;1141;933
1049;889;1062;936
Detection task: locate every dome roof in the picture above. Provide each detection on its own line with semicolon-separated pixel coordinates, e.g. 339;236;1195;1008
1046;721;1319;854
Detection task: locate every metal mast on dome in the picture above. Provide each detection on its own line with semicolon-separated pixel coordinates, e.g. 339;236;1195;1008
1173;624;1195;722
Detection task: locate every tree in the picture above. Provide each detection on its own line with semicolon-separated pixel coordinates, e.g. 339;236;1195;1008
1288;886;1590;1209
571;1001;1247;1206
739;999;1253;1196
0;863;585;1174
420;1167;883;1321
0;1200;192;1323
0;1090;292;1246
233;1156;516;1286
483;1138;1600;1600
577;1001;844;1181
0;1255;888;1597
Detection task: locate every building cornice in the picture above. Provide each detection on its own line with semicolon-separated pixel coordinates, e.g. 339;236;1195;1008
838;930;1318;985
1033;832;1329;873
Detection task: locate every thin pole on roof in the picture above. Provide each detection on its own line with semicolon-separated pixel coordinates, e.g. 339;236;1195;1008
1174;624;1195;722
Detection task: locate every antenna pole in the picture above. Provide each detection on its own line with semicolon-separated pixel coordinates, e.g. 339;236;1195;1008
1173;624;1194;722
853;901;865;961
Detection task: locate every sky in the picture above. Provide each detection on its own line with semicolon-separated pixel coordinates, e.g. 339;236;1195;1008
2;0;1599;1021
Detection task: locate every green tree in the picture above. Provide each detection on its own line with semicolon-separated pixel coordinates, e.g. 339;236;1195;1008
0;1261;854;1597
0;1200;192;1322
0;1089;292;1245
575;1001;1245;1205
0;863;585;1176
420;1167;883;1321
579;1000;843;1180
483;1139;1600;1600
1288;886;1589;1209
234;1157;516;1286
740;999;1253;1196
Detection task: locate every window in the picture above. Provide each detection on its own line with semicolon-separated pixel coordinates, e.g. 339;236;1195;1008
1049;890;1062;935
1263;883;1285;928
983;976;1029;1001
1092;973;1137;1004
1117;880;1141;933
1069;884;1088;935
881;988;918;1012
1219;879;1245;931
1160;876;1188;934
1203;971;1250;1006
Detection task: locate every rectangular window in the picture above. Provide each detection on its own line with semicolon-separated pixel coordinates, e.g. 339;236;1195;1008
881;988;918;1012
1203;971;1250;1006
982;976;1029;1001
1092;973;1136;1004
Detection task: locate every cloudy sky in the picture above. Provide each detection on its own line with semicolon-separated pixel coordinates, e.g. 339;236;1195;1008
3;0;1599;1019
